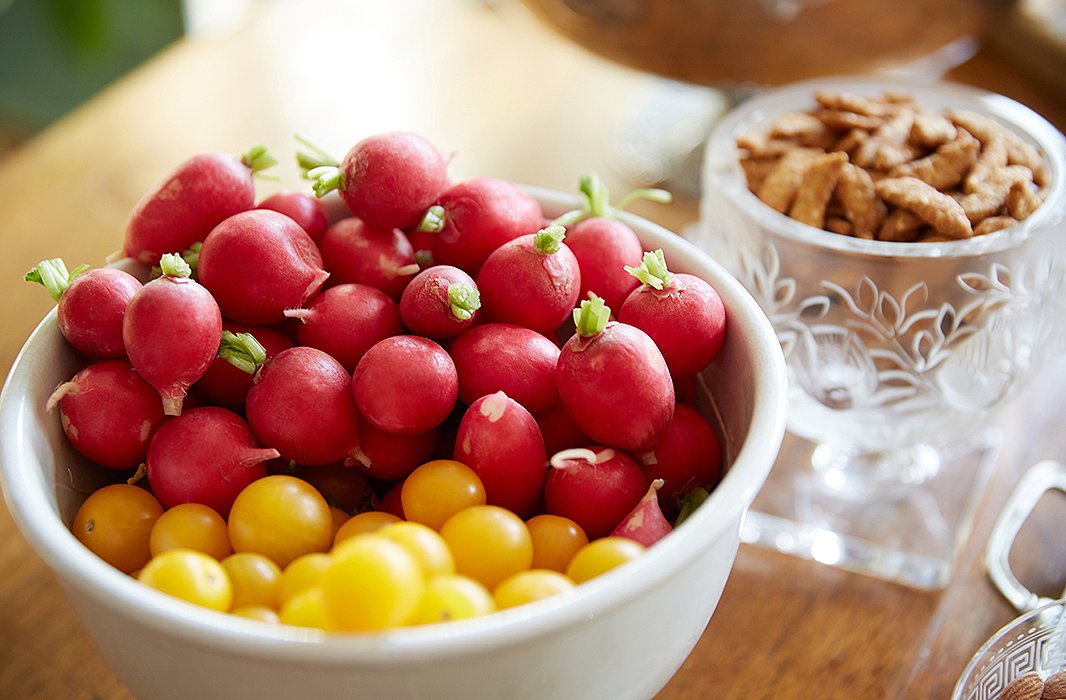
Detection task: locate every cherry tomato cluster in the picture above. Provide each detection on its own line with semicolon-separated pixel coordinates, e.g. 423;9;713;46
73;463;644;629
33;131;730;631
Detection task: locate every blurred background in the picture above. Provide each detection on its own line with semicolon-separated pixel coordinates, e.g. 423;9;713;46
0;0;254;157
2;0;1064;161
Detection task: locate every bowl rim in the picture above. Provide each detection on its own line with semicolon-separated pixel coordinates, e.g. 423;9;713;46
952;595;1066;699
0;186;788;662
702;74;1066;259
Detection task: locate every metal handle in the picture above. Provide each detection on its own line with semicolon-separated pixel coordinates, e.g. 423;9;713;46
985;460;1066;613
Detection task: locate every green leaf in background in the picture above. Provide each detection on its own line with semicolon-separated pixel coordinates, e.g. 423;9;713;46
0;0;184;144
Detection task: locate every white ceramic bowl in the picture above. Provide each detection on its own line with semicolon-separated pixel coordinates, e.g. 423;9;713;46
0;188;787;700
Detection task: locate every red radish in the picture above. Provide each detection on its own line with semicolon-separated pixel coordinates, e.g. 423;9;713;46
193;325;294;412
611;479;672;547
352;336;458;435
566;217;642;311
318;217;419;299
350;422;440;481
256;191;329;241
535;403;589;456
421;177;544;275
197;209;329;324
674;373;699;406
295;462;374;514
449;323;559;414
476;225;581;335
300;131;449;230
555;174;670;311
25;259;141;358
619;249;727;378
399;265;481;340
47;360;166;470
284;283;403;372
637;402;723;502
454;391;548;518
376;481;406;519
123;254;222;416
120;146;276;265
544;446;648;539
245;346;362;466
146;406;278;515
557;298;674;451
319;191;354;226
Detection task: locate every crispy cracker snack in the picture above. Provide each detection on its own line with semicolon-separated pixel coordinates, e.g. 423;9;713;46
736;90;1049;241
875;177;973;239
789;152;848;227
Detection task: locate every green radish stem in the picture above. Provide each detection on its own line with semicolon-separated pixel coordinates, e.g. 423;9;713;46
582;173;617;217
306;165;345;199
295;134;342;194
24;258;89;301
674;487;710;527
417;205;447;233
624;249;673;291
217;330;267;375
572;297;611;337
181;242;203;274
615;186;672;212
294;133;339;173
240;144;279;175
533;225;566;254
149;242;204;279
447;283;481;321
159;253;193;278
551;173;672;227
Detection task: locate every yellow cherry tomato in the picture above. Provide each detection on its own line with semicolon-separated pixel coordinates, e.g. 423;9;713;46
440;505;533;589
138;549;232;612
408;575;495;625
332;510;402;546
378;521;455;579
220;552;282;610
279;587;332;630
566;537;645;584
228;475;333;568
494;569;575;609
149;502;232;560
231;605;280;624
401;460;486;530
279;552;333;608
322;535;424;631
526;514;588;573
72;484;163;574
329;507;349;540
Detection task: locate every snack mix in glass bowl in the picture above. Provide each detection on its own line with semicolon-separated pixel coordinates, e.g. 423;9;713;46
693;75;1066;588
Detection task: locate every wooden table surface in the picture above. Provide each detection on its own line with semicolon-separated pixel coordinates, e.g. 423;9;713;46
1;1;1064;698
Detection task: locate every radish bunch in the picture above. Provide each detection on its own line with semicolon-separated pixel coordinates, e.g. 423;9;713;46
119;145;278;266
37;131;730;581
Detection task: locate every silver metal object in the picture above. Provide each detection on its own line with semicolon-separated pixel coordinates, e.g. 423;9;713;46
985;460;1066;613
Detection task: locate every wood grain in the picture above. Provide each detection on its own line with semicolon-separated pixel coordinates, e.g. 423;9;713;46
0;1;1063;698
